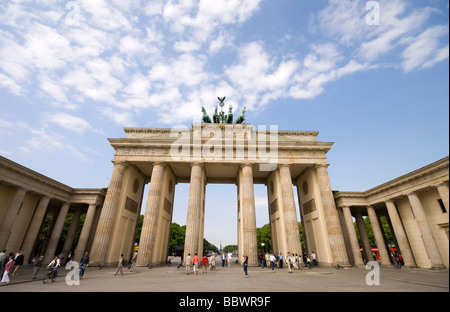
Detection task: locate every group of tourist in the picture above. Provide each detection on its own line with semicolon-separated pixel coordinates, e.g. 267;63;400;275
258;251;318;272
0;250;24;284
184;252;219;275
182;250;319;278
0;249;91;284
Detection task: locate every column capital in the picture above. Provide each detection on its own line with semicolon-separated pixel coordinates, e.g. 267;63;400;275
240;162;255;169
433;181;449;188
112;160;128;167
385;199;396;205
190;162;204;168
315;163;330;169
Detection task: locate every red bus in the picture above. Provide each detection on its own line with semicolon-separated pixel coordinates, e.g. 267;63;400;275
360;247;397;260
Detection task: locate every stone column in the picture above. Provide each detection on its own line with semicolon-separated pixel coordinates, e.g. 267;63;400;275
90;162;127;265
137;163;166;267
342;206;364;266
44;202;70;263
436;182;449;212
62;208;82;257
183;163;206;262
239;164;258;266
407;192;445;269
74;203;97;262
367;206;390;266
315;164;350;266
279;165;302;255
0;187;26;250
385;200;415;267
22;196;50;263
355;211;374;262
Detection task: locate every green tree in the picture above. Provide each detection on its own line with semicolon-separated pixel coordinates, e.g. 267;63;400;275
354;216;394;246
256;224;271;252
203;238;218;253
135;215;144;245
223;245;238;253
168;222;186;251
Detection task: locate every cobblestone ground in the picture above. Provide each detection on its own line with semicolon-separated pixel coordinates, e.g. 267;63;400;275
1;257;448;293
1;258;447;311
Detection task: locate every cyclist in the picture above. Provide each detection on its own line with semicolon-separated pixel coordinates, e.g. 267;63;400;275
390;251;401;268
47;256;61;277
79;251;90;278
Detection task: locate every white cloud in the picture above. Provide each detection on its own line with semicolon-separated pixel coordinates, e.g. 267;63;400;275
79;0;133;31
39;75;69;104
148;53;208;87
161;0;262;40
0;73;22;95
314;0;448;70
0;0;447;134
15;121;90;161
44;112;91;134
401;25;449;72
225;42;299;109
173;40;202;53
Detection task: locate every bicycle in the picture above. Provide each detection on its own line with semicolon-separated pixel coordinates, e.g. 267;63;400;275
392;255;402;269
79;263;87;278
43;268;57;284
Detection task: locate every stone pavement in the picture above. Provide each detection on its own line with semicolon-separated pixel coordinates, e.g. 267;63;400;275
1;257;448;311
1;256;448;293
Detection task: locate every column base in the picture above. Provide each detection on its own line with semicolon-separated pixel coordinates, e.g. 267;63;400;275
430;264;447;270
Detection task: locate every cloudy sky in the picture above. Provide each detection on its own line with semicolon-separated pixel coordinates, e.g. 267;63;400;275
0;0;448;248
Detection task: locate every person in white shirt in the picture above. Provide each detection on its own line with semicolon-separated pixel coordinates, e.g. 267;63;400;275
311;251;318;267
285;252;292;273
47;256;61;276
269;253;276;270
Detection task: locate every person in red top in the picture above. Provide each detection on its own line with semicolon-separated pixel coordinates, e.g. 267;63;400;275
192;253;199;275
202;254;208;274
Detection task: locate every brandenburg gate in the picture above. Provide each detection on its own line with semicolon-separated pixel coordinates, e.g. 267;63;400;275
2;101;447;269
89;120;351;268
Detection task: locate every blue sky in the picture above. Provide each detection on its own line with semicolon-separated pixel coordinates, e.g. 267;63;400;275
0;0;448;248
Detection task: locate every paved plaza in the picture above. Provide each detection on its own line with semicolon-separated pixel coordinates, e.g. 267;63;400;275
1;256;448;293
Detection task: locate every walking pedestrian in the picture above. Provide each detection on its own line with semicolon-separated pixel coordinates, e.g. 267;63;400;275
79;251;89;278
265;252;270;268
227;251;232;267
286;252;293;273
278;252;283;269
129;251;138;271
12;251;24;275
311;251;318;267
291;253;298;270
1;256;14;283
270;253;276;270
202;254;208;274
221;252;226;267
297;254;303;269
32;255;44;279
243;255;248;277
209;252;216;271
0;249;6;273
306;255;312;269
185;253;192;275
193;253;199;275
114;254;125;276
